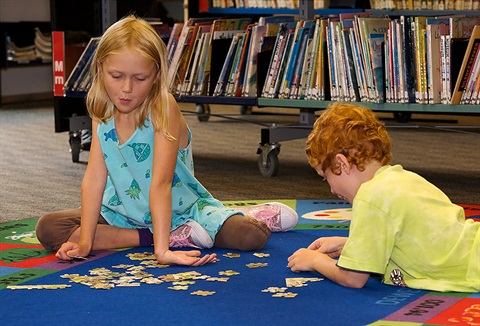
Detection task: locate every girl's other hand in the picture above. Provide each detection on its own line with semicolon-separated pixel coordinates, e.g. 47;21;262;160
156;249;218;266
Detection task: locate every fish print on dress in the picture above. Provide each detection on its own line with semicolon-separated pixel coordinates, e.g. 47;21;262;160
188;183;210;198
172;172;182;188
129;143;151;163
145;169;151;178
143;212;152;224
104;128;118;142
125;179;141;200
108;191;122;206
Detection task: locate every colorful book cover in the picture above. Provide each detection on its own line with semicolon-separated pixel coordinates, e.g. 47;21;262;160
262;21;295;98
369;33;386;103
213;34;241;96
451;25;480;104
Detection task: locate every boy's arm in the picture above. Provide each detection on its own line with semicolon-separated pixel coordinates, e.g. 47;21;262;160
288;248;370;288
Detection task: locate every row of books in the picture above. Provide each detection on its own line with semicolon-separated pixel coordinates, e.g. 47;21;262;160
370;0;480;10
167;13;480;105
6;27;52;64
64;14;480;106
324;14;480;104
211;0;327;8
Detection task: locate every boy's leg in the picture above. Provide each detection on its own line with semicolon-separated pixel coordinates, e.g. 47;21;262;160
214;214;271;251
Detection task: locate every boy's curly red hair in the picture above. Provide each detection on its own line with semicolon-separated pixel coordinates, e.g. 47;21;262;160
305;102;392;174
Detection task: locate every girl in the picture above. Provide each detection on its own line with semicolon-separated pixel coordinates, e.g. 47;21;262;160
36;16;298;267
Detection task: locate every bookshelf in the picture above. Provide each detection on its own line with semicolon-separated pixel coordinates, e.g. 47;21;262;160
54;0;480;174
0;0;52;104
170;2;480;176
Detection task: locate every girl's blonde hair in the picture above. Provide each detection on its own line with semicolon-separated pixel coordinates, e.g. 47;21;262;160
86;15;173;139
305;102;392;174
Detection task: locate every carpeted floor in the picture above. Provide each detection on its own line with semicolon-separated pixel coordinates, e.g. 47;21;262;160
1;100;479;223
1;199;479;326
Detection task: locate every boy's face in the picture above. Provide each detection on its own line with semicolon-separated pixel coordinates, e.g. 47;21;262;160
314;159;360;204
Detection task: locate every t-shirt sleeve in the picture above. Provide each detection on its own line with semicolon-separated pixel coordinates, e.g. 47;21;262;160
337;199;398;275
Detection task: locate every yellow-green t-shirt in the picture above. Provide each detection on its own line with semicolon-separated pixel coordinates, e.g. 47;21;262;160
338;165;480;292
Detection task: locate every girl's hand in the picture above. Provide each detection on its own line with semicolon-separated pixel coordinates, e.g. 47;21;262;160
56;241;91;260
307;236;347;258
156;249;217;266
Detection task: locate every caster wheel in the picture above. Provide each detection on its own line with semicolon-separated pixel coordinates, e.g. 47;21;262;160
258;150;279;177
196;104;211;122
393;112;411;123
70;136;81;163
239;105;252;115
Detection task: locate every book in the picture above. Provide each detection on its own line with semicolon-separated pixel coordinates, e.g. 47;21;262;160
63;37;100;92
451;25;480;104
258;15;295;26
175;22;214;95
243;25;268;97
233;23;255;97
202;18;252;95
279;20;315;99
369;33;386;103
355;17;390;102
413;16;428;104
225;33;246;96
213;34;242;96
179;24;212;95
426;23;448;104
262;21;296;98
166;23;183;66
289;22;315;99
343;28;361;102
181;30;211;96
348;23;368;102
461;46;480;103
270;28;296;98
449;16;480;38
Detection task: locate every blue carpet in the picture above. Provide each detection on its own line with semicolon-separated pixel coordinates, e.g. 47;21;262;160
1;200;479;326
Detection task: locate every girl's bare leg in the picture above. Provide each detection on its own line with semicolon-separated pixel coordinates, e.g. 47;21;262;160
66;224;141;250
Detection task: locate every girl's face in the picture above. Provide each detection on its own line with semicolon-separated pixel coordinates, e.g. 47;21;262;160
101;48;158;115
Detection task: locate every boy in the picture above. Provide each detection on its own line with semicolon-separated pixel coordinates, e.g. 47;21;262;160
287;102;479;292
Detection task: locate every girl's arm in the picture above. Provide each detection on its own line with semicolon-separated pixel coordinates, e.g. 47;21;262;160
56;120;107;260
150;94;180;260
150;94;215;266
287;248;370;288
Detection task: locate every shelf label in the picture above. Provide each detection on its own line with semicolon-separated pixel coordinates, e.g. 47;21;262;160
52;31;65;96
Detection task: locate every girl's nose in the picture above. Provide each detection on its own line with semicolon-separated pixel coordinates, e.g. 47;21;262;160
122;79;132;93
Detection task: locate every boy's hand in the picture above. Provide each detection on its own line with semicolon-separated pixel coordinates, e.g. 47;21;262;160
307;236;347;258
287;248;329;272
156;249;217;266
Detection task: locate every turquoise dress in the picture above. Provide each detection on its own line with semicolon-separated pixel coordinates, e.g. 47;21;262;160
97;117;239;240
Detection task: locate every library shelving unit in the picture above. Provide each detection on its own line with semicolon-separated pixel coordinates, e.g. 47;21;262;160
53;0;480;174
181;1;480;176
